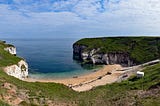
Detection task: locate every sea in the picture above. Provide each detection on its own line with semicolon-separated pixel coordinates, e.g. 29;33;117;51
3;38;100;79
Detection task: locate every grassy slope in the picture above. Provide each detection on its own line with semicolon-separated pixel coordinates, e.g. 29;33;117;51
0;39;160;105
0;68;78;104
0;63;160;106
0;42;21;67
74;37;160;64
0;100;10;106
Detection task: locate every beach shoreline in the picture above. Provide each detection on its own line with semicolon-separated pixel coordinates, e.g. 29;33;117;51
24;59;160;92
24;64;128;91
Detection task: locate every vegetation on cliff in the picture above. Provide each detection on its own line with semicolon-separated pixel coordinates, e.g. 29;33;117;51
0;41;15;48
0;39;160;106
0;64;160;105
0;62;160;106
74;37;160;64
0;41;21;67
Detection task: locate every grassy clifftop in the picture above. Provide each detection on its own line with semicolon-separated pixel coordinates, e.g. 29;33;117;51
74;37;160;64
0;39;160;106
0;41;21;67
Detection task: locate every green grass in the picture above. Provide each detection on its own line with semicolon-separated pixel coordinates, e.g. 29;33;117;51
0;69;78;99
76;63;160;106
0;63;160;106
0;41;15;47
0;100;10;106
0;41;21;67
0;39;160;105
74;37;160;64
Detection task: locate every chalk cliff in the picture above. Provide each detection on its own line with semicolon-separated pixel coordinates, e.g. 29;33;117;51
73;37;160;67
73;45;135;67
4;46;16;55
1;42;29;80
3;60;28;80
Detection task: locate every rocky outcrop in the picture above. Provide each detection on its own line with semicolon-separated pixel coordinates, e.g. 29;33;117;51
4;46;16;55
73;44;135;67
3;60;28;80
73;44;87;60
1;42;29;80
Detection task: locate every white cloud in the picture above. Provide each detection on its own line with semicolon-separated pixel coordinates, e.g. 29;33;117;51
71;0;102;18
0;0;160;38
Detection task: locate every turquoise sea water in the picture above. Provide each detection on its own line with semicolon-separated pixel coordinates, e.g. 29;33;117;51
4;38;100;79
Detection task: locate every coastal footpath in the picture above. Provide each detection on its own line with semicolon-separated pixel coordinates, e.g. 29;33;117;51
0;41;28;80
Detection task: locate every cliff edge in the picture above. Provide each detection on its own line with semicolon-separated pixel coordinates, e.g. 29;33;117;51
4;46;16;55
73;37;160;66
0;41;28;80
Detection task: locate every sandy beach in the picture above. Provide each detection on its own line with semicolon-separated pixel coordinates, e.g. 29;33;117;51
25;64;128;91
24;59;160;92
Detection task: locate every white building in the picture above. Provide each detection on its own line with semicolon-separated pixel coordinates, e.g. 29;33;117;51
136;71;144;78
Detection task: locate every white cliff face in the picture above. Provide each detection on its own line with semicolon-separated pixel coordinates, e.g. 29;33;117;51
4;47;16;55
73;44;135;66
3;60;28;80
82;52;89;60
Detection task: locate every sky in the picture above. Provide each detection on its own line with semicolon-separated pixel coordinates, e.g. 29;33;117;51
0;0;160;38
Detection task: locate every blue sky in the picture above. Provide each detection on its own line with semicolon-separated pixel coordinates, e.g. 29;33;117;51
0;0;160;38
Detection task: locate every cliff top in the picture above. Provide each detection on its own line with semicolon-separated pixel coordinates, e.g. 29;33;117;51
0;41;21;67
74;37;160;64
74;36;160;50
0;38;159;105
0;41;15;48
